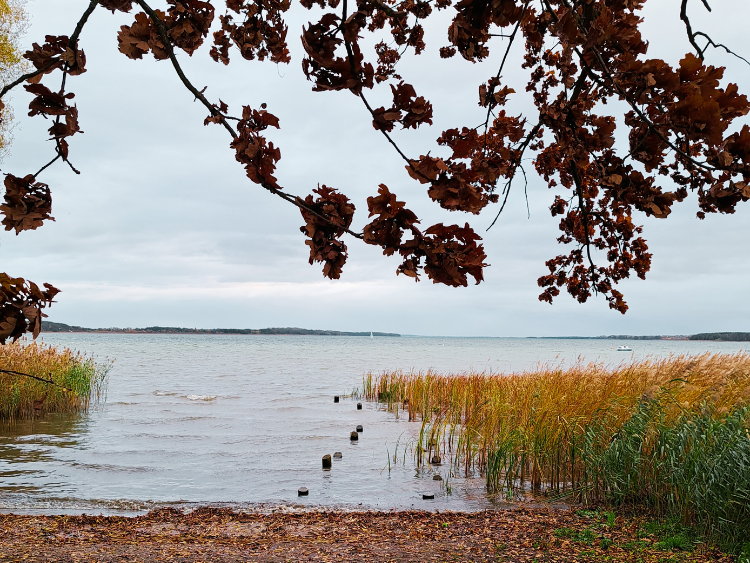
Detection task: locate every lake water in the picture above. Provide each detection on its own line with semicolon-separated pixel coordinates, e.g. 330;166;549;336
0;334;746;515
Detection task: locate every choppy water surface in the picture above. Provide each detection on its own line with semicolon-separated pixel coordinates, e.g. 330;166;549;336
0;335;746;514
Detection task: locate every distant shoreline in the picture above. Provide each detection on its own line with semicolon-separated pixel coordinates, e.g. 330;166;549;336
40;322;750;341
41;322;401;337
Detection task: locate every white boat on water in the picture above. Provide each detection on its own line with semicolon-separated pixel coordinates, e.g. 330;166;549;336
617;345;633;351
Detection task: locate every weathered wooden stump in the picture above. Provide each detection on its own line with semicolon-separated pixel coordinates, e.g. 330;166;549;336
357;402;362;410
333;452;342;458
322;454;332;469
431;455;441;465
356;424;363;432
432;474;443;481
334;396;340;403
350;431;359;441
298;487;309;496
422;493;435;500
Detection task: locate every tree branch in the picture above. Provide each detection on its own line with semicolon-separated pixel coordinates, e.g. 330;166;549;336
133;0;237;139
541;0;718;174
680;0;706;60
134;0;364;240
483;0;529;133
0;368;75;393
486;122;541;230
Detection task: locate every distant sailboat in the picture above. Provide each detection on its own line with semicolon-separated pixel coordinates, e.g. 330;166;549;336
370;332;374;339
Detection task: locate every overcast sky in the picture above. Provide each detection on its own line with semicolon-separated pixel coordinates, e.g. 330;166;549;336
0;0;748;336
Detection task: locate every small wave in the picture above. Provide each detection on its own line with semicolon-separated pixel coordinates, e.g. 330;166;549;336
153;391;180;396
186;395;217;401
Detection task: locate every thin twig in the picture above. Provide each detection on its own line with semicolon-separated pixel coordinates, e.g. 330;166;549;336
0;368;74;392
33;154;61;178
0;61;57;101
486;122;541;230
694;32;750;66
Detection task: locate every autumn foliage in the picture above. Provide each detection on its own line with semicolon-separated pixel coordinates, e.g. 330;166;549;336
1;0;749;341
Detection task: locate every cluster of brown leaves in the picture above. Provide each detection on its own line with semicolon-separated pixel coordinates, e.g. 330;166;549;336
406;109;526;215
364;185;487;286
25;34;87;76
211;0;292;65
230;104;282;187
24;35;85;160
0;274;59;344
372;81;433;132
118;1;215;60
1;174;54;234
0;507;734;562
299;185;355;279
302;12;374;92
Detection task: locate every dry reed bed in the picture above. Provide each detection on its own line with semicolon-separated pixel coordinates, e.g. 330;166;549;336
0;339;109;419
363;354;750;550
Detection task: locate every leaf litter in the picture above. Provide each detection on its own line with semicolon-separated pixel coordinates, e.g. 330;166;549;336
0;506;733;562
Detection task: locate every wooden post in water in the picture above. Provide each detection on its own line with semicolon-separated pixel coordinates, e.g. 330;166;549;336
322;454;332;469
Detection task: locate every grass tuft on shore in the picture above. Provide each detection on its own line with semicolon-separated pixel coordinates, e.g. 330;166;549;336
363;353;750;552
0;339;109;420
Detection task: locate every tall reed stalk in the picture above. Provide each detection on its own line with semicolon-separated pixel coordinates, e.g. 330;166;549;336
0;339;109;420
363;354;750;550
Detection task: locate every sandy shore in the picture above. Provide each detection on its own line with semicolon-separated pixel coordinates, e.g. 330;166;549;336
0;507;732;562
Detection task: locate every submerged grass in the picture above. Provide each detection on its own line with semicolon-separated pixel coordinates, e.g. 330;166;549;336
363;353;750;552
0;339;109;420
